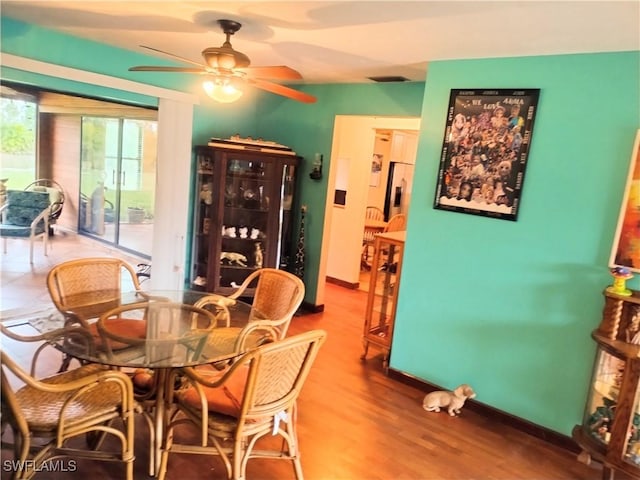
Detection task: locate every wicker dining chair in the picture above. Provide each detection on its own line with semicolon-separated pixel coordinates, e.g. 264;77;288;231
157;329;327;480
1;349;136;480
47;257;149;369
196;268;305;354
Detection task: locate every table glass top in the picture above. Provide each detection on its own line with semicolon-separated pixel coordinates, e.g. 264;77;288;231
2;290;255;369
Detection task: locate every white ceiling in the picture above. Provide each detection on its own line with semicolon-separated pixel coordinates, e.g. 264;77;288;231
2;1;639;84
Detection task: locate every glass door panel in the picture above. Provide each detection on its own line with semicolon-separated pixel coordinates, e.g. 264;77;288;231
117;119;156;255
80;117;116;243
80;117;156;258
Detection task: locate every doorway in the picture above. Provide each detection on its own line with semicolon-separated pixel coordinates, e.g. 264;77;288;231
79;117;157;258
317;115;420;306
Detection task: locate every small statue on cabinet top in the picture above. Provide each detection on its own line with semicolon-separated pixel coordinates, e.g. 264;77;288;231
422;384;476;417
254;242;263;268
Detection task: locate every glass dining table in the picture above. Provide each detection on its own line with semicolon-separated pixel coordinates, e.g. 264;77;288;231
3;289;255;477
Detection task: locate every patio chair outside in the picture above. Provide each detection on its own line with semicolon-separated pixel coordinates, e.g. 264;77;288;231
0;190;51;264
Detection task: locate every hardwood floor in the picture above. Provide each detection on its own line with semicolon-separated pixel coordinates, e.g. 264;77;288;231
0;233;627;479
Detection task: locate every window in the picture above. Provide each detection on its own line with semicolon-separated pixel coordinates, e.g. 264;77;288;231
0;87;37;185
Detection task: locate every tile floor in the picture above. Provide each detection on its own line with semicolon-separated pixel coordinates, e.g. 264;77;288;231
1;228;146;312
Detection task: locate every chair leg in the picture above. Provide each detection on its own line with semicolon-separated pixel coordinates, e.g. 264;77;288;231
43;229;48;257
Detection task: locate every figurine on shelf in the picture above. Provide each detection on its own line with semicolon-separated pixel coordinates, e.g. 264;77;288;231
220;251;248;267
199;183;213;205
254;242;263;268
239;226;248;239
250;227;261;240
607;266;634;296
224;226;237;238
422;384;476;417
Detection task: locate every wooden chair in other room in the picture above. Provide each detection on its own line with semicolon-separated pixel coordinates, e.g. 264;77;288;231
157;329;327;480
46;257;149;370
1;349;136;480
195;268;305;354
384;213;407;232
361;206;385;269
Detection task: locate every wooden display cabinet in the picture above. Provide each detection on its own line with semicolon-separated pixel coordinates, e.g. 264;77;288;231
191;145;300;296
361;230;405;372
572;289;640;479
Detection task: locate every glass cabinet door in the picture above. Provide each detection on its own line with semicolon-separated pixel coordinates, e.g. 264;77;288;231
367;242;400;342
192;150;216;287
582;348;640;467
362;231;405;371
220;156;273;289
583;349;626;446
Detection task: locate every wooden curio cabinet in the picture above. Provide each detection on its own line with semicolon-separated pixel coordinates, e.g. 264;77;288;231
572;289;640;479
191;145;300;296
361;230;405;373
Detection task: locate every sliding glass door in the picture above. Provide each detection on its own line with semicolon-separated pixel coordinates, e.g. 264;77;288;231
79;117;156;258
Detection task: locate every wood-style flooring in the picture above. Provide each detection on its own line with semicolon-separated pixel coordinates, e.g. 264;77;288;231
0;232;627;479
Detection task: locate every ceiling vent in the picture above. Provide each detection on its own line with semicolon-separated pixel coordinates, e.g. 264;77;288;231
367;76;409;83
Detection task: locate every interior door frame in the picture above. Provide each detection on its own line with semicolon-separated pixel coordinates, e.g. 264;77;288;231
316;115;420;306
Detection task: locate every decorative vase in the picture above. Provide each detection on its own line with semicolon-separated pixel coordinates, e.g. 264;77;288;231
607;267;634;296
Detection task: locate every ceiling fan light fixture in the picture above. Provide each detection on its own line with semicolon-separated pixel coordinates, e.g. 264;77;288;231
203;77;244;103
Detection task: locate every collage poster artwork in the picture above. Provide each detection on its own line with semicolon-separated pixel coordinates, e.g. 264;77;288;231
610;130;640;272
433;89;540;221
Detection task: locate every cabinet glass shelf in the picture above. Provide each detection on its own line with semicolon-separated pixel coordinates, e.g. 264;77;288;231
361;230;405;373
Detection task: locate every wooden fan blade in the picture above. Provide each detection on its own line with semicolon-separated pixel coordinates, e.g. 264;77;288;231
242;66;303;80
140;45;205;68
248;79;316;104
129;66;207;73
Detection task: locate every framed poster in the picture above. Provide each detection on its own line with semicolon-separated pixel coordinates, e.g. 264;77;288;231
370;153;383;187
433;89;540;221
610;130;640;272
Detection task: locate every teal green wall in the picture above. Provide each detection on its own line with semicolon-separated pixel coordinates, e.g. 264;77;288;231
392;51;640;435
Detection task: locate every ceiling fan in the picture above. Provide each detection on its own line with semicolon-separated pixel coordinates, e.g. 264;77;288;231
128;19;316;104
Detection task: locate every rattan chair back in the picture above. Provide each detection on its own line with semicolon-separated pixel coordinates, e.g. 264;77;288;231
228;268;305;340
158;329;327;480
47;257;143;327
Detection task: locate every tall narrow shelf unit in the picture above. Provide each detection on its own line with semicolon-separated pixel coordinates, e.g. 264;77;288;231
191;144;300;296
361;230;405;372
572;288;640;479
